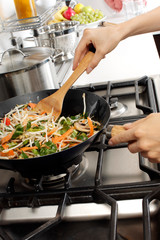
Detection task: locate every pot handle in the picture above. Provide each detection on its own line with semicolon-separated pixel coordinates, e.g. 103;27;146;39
0;48;28;65
51;48;64;62
106;124;126;139
76;24;85;37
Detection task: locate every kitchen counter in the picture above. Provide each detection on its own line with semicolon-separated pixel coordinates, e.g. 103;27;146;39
61;33;160;87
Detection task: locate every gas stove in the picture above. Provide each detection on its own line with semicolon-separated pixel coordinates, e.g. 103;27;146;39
0;75;160;240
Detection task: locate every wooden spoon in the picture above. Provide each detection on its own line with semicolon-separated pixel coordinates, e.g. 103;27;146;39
34;50;95;120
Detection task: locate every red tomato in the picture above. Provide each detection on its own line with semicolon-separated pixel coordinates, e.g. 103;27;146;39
3;117;11;126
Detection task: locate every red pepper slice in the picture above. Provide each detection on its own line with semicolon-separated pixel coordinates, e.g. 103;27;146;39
3;117;11;126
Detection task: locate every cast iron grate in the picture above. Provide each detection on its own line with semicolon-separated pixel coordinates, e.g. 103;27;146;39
0;76;160;240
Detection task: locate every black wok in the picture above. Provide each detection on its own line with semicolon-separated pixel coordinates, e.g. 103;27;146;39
0;89;110;178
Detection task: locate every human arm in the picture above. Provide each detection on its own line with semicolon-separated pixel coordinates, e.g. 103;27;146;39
73;6;160;73
108;113;160;163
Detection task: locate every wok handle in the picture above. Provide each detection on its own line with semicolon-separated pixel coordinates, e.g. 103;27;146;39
106;125;126;139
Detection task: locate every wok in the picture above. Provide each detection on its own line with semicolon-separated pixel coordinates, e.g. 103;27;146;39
0;89;110;178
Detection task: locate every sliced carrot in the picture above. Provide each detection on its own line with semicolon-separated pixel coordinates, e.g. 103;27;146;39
7;150;15;156
69;143;79;148
1;131;14;145
20;146;38;152
28;115;38;119
2;143;9;150
0;150;15;157
59;142;67;148
52;127;74;144
52;136;59;144
87;117;94;137
40;111;47;115
47;127;58;136
22;120;28;126
32;123;39;127
28;103;37;109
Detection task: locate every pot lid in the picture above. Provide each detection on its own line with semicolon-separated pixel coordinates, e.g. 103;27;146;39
0;47;55;74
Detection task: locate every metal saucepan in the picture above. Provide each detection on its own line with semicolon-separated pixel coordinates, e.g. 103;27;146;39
0;47;63;102
0;89;110;178
35;21;80;61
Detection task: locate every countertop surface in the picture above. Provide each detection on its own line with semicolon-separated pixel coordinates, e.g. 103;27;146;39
62;33;160;86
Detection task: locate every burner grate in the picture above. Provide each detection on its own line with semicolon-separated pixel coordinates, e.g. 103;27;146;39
143;186;160;240
0;76;160;240
0;138;160;240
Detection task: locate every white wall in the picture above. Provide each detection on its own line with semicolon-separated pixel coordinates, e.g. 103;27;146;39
0;0;15;20
78;0;109;11
77;0;160;20
78;0;119;17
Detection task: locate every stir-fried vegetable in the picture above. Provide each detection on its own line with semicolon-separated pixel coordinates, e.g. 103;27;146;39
0;101;100;159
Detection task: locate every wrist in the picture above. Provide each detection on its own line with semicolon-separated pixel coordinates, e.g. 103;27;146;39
117;6;160;40
117;19;138;40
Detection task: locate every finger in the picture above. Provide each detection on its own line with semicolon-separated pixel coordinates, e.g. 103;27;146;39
142;150;160;159
127;141;141;153
73;48;87;70
79;48;89;64
86;49;106;74
72;38;90;70
148;158;160;163
141;151;160;163
140;151;150;159
124;118;145;130
108;128;137;146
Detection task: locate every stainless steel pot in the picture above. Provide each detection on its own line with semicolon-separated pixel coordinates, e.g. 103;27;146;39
0;47;62;102
36;21;80;61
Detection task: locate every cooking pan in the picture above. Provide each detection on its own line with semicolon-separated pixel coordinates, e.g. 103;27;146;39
0;47;62;102
0;89;110;178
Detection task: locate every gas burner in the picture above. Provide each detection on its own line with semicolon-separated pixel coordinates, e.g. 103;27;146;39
110;101;127;118
20;155;89;190
22;166;77;190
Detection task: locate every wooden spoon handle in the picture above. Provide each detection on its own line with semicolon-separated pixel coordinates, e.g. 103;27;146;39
57;51;94;97
106;125;126;139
